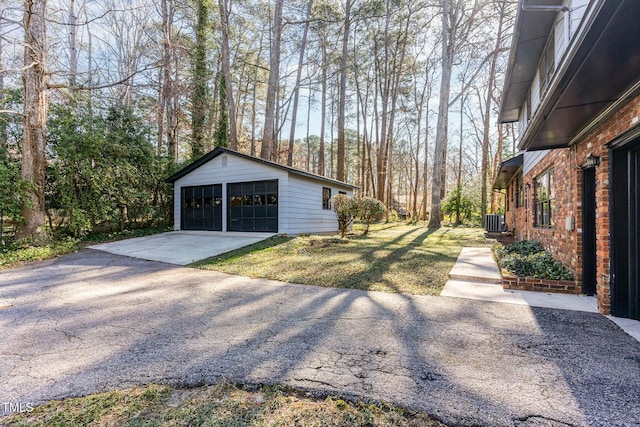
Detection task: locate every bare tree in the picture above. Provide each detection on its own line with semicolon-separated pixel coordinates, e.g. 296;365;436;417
335;0;353;181
260;0;283;161
287;0;313;166
480;0;508;219
218;0;238;149
429;0;484;228
18;0;49;240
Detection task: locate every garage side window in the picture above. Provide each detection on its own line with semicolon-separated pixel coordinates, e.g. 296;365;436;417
322;187;331;209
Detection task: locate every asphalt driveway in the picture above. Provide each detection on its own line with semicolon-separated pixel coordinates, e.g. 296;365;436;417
1;250;639;426
89;230;275;265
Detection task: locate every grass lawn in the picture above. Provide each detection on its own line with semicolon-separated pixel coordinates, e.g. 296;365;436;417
3;382;443;427
0;226;171;269
195;223;489;296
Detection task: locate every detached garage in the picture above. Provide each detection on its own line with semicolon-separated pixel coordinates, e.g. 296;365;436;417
166;147;357;234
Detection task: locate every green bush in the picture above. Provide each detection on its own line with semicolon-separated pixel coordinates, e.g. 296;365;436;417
331;194;358;238
495;240;573;280
494;240;544;261
354;197;386;234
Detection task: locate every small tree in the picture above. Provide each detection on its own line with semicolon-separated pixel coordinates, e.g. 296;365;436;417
331;194;357;238
355;197;386;235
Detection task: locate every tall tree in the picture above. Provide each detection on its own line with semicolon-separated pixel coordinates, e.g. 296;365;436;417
429;0;483;228
18;0;49;240
218;0;238;150
260;0;283;161
287;0;313;166
480;0;507;219
191;0;209;158
68;0;78;87
335;0;353;181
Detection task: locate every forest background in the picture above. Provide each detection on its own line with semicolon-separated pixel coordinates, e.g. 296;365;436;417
0;0;519;242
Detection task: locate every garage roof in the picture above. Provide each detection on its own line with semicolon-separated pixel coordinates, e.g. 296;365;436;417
166;147;358;189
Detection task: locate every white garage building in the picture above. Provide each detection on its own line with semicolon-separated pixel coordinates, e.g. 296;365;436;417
166;147;357;234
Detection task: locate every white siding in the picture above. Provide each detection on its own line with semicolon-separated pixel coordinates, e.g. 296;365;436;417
531;70;541;115
173;154;288;231
569;0;589;39
554;10;567;67
172;152;355;234
285;174;354;235
523;150;551;176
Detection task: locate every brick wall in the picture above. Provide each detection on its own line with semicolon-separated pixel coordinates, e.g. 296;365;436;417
518;149;580;279
571;94;640;314
511;94;640;315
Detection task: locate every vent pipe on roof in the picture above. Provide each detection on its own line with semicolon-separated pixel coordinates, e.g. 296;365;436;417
522;2;569;12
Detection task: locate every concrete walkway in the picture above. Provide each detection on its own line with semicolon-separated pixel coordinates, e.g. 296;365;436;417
441;247;640;343
89;231;275;265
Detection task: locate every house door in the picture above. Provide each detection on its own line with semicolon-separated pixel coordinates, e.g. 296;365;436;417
611;139;640;320
582;167;597;295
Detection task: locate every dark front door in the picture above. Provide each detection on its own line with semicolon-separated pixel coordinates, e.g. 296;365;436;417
582;167;597;295
228;180;278;232
611;139;639;320
181;185;222;231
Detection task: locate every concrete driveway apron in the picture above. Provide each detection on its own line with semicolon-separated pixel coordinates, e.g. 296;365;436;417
1;250;639;426
89;231;275;265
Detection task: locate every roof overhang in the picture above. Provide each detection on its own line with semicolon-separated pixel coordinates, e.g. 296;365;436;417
499;0;563;123
501;0;640;151
492;154;524;190
165;147;358;190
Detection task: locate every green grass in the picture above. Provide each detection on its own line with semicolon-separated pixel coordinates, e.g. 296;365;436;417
195;224;489;296
3;382;442;427
0;226;171;269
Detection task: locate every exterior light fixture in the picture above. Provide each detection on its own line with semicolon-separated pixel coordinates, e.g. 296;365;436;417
585;153;601;168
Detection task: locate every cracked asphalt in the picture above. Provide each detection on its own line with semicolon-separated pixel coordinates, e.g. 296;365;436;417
1;250;639;426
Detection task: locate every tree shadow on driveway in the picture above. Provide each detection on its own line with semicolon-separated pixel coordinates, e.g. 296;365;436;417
1;249;639;426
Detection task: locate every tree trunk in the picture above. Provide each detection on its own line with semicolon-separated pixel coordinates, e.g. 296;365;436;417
429;0;454;228
336;0;352;181
191;0;209;157
218;0;238;150
318;43;327;176
18;0;49;241
287;0;313;166
260;0;283;160
480;2;505;219
68;0;77;87
456;94;464;224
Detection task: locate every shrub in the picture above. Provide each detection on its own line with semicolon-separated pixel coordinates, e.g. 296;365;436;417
494;240;544;261
331;194;358;238
495;240;573;280
354;197;386;234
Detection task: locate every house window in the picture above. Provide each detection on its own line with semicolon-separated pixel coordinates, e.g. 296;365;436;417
534;169;554;228
322;187;331;209
539;32;555;95
516;176;524;208
339;191;346;195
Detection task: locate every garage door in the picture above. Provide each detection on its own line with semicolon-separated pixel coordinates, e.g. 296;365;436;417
181;185;222;231
228;180;278;232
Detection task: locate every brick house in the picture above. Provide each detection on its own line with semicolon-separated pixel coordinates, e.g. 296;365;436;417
493;0;640;319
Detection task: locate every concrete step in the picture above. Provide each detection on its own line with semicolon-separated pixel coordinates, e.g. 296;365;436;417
447;247;502;284
448;272;502;284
